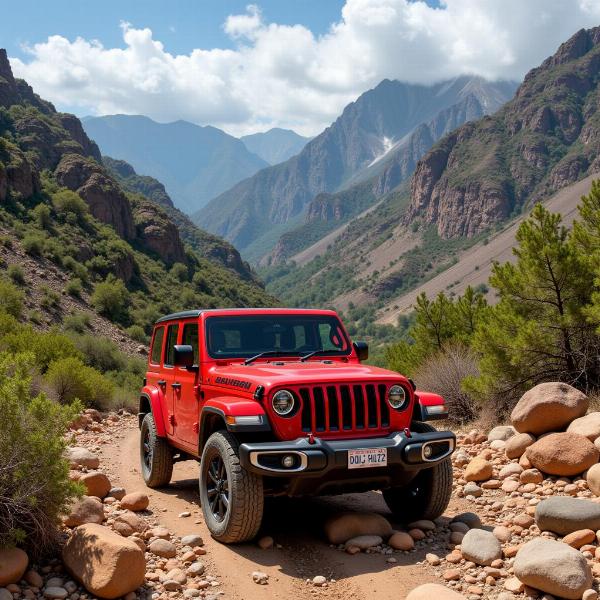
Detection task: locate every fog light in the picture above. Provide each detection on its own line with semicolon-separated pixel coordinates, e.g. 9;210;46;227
423;445;433;459
282;455;295;468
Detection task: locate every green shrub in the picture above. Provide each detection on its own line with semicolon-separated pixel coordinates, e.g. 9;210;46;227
62;256;88;282
22;232;45;256
0;280;23;317
170;262;188;282
7;264;25;285
51;189;88;221
28;310;43;325
63;312;91;333
0;352;82;554
45;356;114;409
91;278;129;322
71;334;125;372
40;286;60;310
31;203;51;229
126;324;148;344
64;278;82;298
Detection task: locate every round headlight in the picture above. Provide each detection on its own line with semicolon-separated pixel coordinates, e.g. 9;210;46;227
388;385;408;410
272;389;295;416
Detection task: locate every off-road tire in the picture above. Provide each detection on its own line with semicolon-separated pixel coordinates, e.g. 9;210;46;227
199;430;264;543
140;412;174;488
383;421;453;523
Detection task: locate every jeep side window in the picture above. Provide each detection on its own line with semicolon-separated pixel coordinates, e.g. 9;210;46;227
150;326;165;365
182;323;199;365
164;324;179;367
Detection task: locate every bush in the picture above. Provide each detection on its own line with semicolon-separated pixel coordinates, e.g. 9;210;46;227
22;232;45;256
91;278;129;322
63;312;91;333
40;286;60;310
31;203;51;229
45;356;114;409
412;343;480;425
170;262;188;282
71;334;125;372
7;264;25;286
0;280;23;317
0;352;81;554
51;189;88;220
126;324;148;344
64;278;82;298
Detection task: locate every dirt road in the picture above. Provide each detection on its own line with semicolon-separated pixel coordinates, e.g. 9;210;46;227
99;420;468;600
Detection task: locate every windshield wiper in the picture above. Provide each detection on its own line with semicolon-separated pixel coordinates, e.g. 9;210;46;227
243;350;291;365
299;349;330;362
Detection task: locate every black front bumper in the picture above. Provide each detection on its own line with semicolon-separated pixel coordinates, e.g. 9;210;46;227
239;430;455;479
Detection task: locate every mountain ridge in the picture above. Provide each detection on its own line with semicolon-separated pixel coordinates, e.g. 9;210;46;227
241;128;310;165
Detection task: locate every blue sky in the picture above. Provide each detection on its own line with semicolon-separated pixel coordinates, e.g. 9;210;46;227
2;0;349;59
5;1;600;136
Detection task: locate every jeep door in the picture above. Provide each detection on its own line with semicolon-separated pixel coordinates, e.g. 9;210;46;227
174;320;200;447
162;322;179;436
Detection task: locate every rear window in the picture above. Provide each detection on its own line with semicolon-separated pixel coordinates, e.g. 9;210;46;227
205;314;350;359
182;323;199;365
150;326;165;365
164;324;179;367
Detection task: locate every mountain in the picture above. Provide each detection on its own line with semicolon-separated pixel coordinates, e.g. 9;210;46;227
194;76;517;258
81;114;268;214
0;49;274;337
261;26;600;337
407;26;600;239
241;128;311;165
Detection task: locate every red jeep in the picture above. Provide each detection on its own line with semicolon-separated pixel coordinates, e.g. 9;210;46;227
139;308;455;543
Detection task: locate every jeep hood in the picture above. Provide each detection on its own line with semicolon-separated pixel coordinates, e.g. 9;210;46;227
208;360;406;394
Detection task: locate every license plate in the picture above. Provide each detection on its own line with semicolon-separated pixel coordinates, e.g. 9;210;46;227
347;448;388;469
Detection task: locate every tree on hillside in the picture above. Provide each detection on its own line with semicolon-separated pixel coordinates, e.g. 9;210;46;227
467;203;599;413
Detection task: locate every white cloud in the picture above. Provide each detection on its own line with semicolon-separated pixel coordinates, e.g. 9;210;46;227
10;0;600;136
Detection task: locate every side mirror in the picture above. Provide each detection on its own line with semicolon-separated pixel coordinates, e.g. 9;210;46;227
174;344;195;368
353;341;369;362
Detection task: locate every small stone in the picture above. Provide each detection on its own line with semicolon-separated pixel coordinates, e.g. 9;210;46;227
257;536;274;550
388;532;414;550
344;535;382;550
43;587;68;599
187;562;205;577
461;529;502;566
120;492;149;511
0;548;28;586
148;539;177;558
181;535;203;547
464;457;494;482
312;576;327;587
252;571;268;585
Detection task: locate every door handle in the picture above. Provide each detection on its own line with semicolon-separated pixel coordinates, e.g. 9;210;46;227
171;382;182;389
157;379;167;386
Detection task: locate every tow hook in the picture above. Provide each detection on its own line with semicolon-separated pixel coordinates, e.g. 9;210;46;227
307;433;316;445
404;427;412;438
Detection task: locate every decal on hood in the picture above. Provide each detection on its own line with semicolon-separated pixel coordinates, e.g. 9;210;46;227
215;376;252;390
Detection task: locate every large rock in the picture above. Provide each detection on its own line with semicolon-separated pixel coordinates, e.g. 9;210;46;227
586;463;600;496
79;472;112;499
63;496;105;527
406;583;466;599
487;425;516;442
119;492;149;512
536;497;600;535
0;548;28;586
65;447;100;470
525;432;598;476
567;412;600;441
62;524;145;599
460;529;502;566
464;457;493;482
505;433;536;459
513;538;592;599
324;512;392;544
511;382;588;435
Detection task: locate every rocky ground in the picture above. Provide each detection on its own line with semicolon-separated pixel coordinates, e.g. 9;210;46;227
4;382;600;599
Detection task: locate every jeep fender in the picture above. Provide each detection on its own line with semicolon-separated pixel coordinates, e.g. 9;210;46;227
199;398;270;451
413;390;448;422
139;385;168;436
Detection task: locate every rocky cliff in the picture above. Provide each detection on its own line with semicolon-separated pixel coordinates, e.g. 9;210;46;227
407;27;600;238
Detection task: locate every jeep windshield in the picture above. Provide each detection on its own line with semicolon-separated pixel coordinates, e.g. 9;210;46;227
205;315;351;360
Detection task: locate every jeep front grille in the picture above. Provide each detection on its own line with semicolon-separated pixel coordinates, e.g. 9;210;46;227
298;384;390;433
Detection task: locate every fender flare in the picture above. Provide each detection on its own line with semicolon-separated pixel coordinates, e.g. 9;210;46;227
412;390;448;422
139;386;167;437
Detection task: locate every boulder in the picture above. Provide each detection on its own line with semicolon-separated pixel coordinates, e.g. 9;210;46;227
62;524;145;599
65;447;100;469
511;382;588;435
513;538;592;599
63;496;105;527
488;426;516;442
406;583;466;599
505;433;536;459
464;457;493;482
79;472;111;499
586;463;600;496
324;512;392;544
525;432;598;476
0;548;28;586
567;412;600;441
344;535;382;550
536;497;600;535
119;492;149;512
460;529;502;566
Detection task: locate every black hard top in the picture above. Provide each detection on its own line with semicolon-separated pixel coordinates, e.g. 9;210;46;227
154;307;330;325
